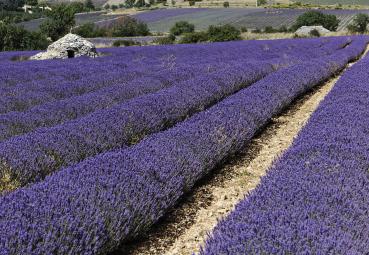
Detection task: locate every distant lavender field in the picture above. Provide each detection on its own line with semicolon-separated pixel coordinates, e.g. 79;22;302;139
132;8;369;32
18;7;369;34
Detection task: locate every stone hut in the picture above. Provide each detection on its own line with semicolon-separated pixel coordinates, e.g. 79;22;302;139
295;26;331;37
31;33;98;60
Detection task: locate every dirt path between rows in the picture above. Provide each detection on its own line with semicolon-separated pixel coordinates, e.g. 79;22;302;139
114;49;368;255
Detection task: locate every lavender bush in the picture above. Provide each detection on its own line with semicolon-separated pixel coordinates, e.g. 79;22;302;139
0;36;366;255
200;39;369;255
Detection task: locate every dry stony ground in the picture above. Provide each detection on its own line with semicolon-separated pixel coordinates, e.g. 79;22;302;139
114;49;369;255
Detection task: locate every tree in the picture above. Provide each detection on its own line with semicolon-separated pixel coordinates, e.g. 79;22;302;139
179;31;208;44
169;21;195;36
223;1;229;7
0;22;48;51
110;16;150;37
292;11;340;31
40;4;76;41
68;2;85;14
207;24;241;42
347;13;369;34
84;0;95;10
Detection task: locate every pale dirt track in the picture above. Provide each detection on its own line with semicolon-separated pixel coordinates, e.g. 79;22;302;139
113;48;369;255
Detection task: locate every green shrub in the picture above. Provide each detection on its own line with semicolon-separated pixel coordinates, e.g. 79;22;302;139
223;1;229;7
109;16;150;37
291;11;340;31
73;23;107;38
85;0;95;10
189;0;195;6
207;24;241;42
240;26;248;32
153;35;176;44
278;25;288;33
111;4;118;10
179;31;208;44
264;26;276;33
169;21;195;36
347;13;369;34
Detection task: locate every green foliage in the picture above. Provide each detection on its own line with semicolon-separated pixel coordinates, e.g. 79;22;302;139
0;22;48;51
125;0;135;8
240;26;247;32
309;28;320;37
189;0;195;6
40;4;76;41
0;10;44;23
207;24;241;42
84;0;95;10
347;13;369;33
73;22;106;38
257;0;267;5
291;10;340;31
113;40;140;47
153;34;175;44
111;17;150;37
179;24;240;44
223;1;229;7
179;31;208;44
74;17;150;38
104;4;110;9
0;0;25;11
111;4;118;10
25;0;38;6
278;25;288;33
68;2;86;14
264;26;276;33
169;21;194;36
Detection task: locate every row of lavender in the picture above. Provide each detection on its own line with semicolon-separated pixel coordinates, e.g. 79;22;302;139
0;37;367;255
0;60;275;191
201;40;369;255
1;43;255;114
0;37;347;143
0;38;350;191
0;63;217;141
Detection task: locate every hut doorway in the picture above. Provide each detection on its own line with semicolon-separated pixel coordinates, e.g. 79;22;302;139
67;50;75;58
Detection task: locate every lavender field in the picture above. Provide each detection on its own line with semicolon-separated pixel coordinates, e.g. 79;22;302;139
133;8;369;32
0;36;368;254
